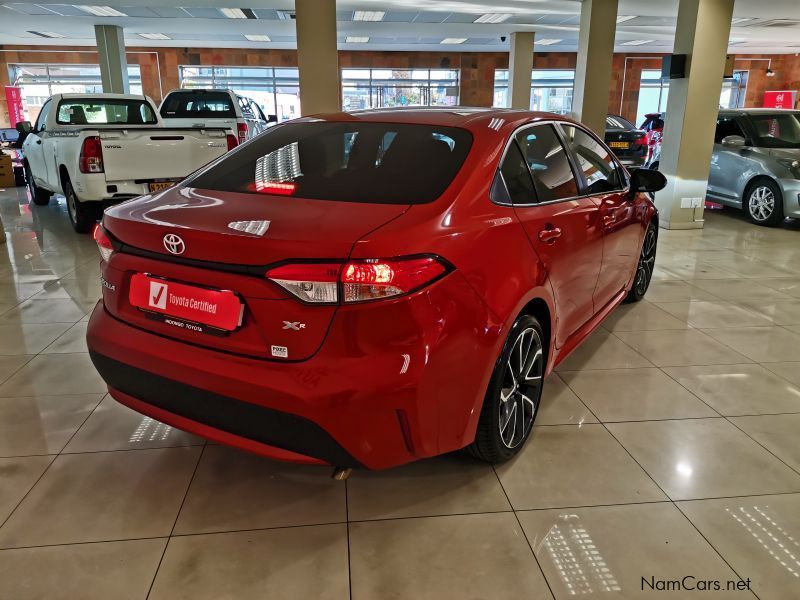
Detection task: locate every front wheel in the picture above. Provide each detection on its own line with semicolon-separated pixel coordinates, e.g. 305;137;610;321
64;179;97;234
745;179;784;227
467;315;545;463
626;223;657;303
25;163;52;206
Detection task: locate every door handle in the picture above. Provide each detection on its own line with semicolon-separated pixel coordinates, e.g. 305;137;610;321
538;227;562;243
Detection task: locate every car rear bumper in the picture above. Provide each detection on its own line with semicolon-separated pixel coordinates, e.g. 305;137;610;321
73;174;179;203
85;271;502;469
777;178;800;218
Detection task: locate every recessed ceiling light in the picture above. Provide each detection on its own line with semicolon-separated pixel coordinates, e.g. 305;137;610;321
244;34;271;42
535;38;562;46
345;36;370;43
220;8;257;19
731;17;753;24
276;10;295;20
28;31;66;38
616;15;637;23
139;33;170;40
474;13;512;24
77;5;126;17
353;11;385;21
441;38;468;44
620;39;653;46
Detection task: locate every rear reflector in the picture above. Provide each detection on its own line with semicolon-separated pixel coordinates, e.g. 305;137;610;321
265;256;448;304
93;224;114;262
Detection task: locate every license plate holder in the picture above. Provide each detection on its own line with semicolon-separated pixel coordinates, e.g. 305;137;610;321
129;273;243;332
148;181;176;193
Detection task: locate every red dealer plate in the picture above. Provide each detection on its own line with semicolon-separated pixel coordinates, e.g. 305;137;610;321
129;273;242;331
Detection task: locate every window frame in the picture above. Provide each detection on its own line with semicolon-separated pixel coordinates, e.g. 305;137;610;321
491;120;630;208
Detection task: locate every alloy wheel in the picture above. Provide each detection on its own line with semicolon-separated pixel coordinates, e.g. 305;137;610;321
748;186;775;222
67;187;77;221
498;327;543;449
634;227;657;296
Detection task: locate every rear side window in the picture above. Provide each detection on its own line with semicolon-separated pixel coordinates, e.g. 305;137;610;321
56;99;157;125
560;125;624;194
189;121;473;205
514;125;579;202
497;142;536;204
714;117;746;143
160;91;236;118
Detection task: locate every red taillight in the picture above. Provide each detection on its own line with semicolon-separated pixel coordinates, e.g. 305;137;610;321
93;223;113;262
226;134;238;151
265;256;448;304
237;122;248;145
634;134;648;146
79;136;104;174
255;181;296;195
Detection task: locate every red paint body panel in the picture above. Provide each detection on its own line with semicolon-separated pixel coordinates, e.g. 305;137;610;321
87;108;657;469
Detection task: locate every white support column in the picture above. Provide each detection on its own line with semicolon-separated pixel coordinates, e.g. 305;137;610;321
295;0;341;115
572;0;618;136
654;0;734;229
95;25;129;94
508;32;535;110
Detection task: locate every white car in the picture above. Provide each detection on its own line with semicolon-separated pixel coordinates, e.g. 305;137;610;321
159;89;275;146
21;93;233;233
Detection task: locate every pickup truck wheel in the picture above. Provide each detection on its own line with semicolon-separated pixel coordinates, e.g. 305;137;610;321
64;179;96;234
25;163;52;206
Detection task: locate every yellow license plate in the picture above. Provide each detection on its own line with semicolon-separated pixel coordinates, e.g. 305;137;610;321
149;181;175;193
609;141;630;149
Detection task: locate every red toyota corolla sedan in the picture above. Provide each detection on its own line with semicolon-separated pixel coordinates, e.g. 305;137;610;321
86;108;666;470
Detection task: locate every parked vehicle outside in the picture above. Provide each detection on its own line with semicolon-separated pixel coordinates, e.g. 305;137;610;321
20;93;233;232
708;108;800;226
86;108;665;470
604;114;649;166
159;89;275;147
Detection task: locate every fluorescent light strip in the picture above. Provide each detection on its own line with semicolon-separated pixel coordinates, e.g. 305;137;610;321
616;15;637;23
77;5;126;17
353;11;385;21
621;39;653;46
440;38;467;44
535;39;562;46
220;8;247;19
28;31;67;38
245;34;271;42
139;33;170;40
474;13;512;24
345;36;370;43
732;17;753;24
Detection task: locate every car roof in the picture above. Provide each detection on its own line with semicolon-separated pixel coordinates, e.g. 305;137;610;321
297;106;579;133
55;93;148;100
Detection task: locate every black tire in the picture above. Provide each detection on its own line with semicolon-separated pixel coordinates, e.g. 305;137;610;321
466;314;545;463
64;178;97;234
25;162;52;206
744;179;784;227
626;222;657;303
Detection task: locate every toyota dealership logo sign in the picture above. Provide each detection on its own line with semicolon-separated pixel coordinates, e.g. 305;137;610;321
163;233;185;255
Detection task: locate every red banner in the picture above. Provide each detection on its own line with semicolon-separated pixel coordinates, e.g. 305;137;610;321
763;90;797;110
4;86;24;128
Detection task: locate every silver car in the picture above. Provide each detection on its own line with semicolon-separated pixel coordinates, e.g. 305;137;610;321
708;108;800;226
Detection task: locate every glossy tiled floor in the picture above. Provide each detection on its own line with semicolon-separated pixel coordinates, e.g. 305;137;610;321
1;187;800;599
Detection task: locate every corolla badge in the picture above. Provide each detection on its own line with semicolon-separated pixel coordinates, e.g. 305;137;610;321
163;233;185;255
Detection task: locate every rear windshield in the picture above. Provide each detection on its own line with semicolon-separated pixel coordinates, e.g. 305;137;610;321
606;115;635;130
56;99;157;125
189;121;473;204
160;91;236;119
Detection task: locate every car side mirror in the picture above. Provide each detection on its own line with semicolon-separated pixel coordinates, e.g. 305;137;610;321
16;121;32;134
629;168;667;194
721;135;745;147
267;114;278;123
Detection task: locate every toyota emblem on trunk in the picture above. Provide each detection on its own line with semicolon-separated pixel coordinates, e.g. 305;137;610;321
163;234;185;255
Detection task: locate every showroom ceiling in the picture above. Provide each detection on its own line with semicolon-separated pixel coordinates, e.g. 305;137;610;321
0;0;799;53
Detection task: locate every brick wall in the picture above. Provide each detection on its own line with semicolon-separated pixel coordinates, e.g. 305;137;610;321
1;44;799;127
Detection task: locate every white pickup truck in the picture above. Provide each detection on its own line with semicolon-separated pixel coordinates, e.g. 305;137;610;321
21;93;233;232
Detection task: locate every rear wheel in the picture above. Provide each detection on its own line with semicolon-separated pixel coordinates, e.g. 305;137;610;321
626;223;657;303
745;179;784;227
467;314;544;463
25;163;52;206
64;178;97;234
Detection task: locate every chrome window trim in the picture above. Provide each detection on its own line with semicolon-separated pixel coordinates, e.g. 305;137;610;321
491;119;631;208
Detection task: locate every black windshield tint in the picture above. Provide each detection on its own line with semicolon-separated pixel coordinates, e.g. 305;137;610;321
189;121;473;204
160;91;236;119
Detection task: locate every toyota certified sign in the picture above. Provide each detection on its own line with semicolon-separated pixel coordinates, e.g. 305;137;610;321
163;233;185;255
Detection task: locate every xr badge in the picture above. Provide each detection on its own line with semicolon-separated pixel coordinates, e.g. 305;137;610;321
282;321;306;331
